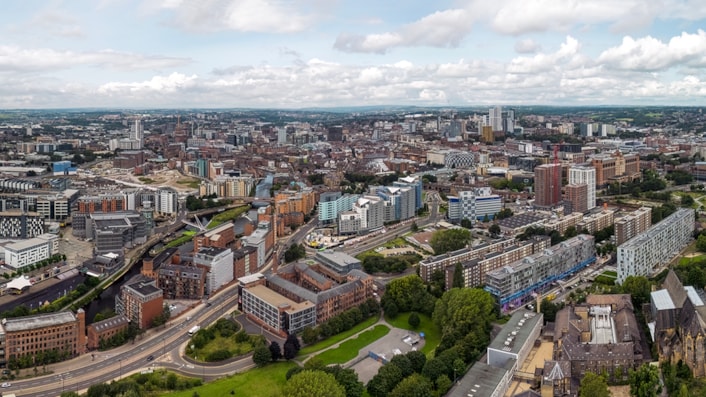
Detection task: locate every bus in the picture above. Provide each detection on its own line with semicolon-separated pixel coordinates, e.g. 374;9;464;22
188;325;200;336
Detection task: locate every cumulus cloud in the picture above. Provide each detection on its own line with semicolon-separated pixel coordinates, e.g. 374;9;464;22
0;46;191;73
514;39;541;54
98;72;198;93
145;0;318;33
7;30;706;108
334;8;471;53
598;30;706;71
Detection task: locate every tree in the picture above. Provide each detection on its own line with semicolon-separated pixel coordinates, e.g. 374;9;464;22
410;221;419;232
389;354;414;377
579;372;610;397
621;276;652;307
421;357;448;383
435;374;452;395
429;228;471;255
284;333;301;359
388;373;433;397
432;288;495;360
269;341;282;361
383;275;436;315
325;365;364;397
540;298;560;322
252;345;272;367
367;363;404;397
697;234;706;252
283;370;346;397
407;312;420;328
629;364;662;397
488;223;501;237
460;218;473;229
301;326;320;345
406;350;427;374
452;263;464;289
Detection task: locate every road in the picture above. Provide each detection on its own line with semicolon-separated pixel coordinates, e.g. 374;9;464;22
10;281;252;397
5;193;442;396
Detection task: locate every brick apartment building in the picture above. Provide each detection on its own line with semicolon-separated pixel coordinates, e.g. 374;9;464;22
157;264;206;300
0;309;87;367
115;276;164;329
86;315;130;350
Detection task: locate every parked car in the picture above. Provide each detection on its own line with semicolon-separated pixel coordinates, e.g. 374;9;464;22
1;382;11;388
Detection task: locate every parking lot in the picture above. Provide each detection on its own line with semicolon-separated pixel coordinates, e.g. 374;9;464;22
348;326;425;383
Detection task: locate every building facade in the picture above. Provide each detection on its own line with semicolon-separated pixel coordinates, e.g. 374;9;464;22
568;165;596;211
0;310;86;367
4;233;59;270
115;277;164;329
617;208;694;284
193;247;234;295
0;211;44;239
534;164;562;208
485;235;596;308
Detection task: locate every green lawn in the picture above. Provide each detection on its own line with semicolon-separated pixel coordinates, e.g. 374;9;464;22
187;334;256;361
165;233;193;248
602;270;617;277
313;325;390;365
299;316;379;356
207;205;250;229
680;255;706;266
385;312;441;356
162;361;296;397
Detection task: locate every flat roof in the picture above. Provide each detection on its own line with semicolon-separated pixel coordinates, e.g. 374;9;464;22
685;286;705;307
651;289;676;311
245;284;314;313
488;310;543;355
2;311;76;332
448;360;513;397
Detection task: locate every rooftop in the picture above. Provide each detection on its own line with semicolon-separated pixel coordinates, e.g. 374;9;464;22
448;360;514;397
488;310;543;355
245;284;314;313
89;315;130;333
2;311;77;332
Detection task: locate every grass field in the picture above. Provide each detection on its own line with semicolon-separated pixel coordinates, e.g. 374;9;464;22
680;255;706;265
299;316;379;356
313;325;390;365
602;270;617;277
138;177;156;184
188;334;256;360
207;205;250;229
385;312;440;356
176;178;201;189
161;361;296;397
165;233;193;248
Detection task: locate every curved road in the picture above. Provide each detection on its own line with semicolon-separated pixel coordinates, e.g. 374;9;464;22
7;194;442;396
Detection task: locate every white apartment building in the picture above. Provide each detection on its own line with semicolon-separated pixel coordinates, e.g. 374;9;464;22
318;192;358;224
617;208;694;284
193;247;234;294
568;165;596;211
458;188;502;223
155;188;178;215
4;233;59;269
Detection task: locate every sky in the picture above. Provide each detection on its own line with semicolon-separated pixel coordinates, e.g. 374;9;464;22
2;0;706;109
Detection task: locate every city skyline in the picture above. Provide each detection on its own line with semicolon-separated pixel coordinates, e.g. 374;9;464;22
2;1;706;108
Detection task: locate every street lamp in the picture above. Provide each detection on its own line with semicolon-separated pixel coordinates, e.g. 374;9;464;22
118;358;122;380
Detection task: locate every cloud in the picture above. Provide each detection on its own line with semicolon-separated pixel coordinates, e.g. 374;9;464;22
598;30;706;71
514;39;541;54
0;46;192;73
98;72;198;93
30;7;85;38
334;8;471;53
7;31;706;108
332;0;706;54
146;0;319;33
